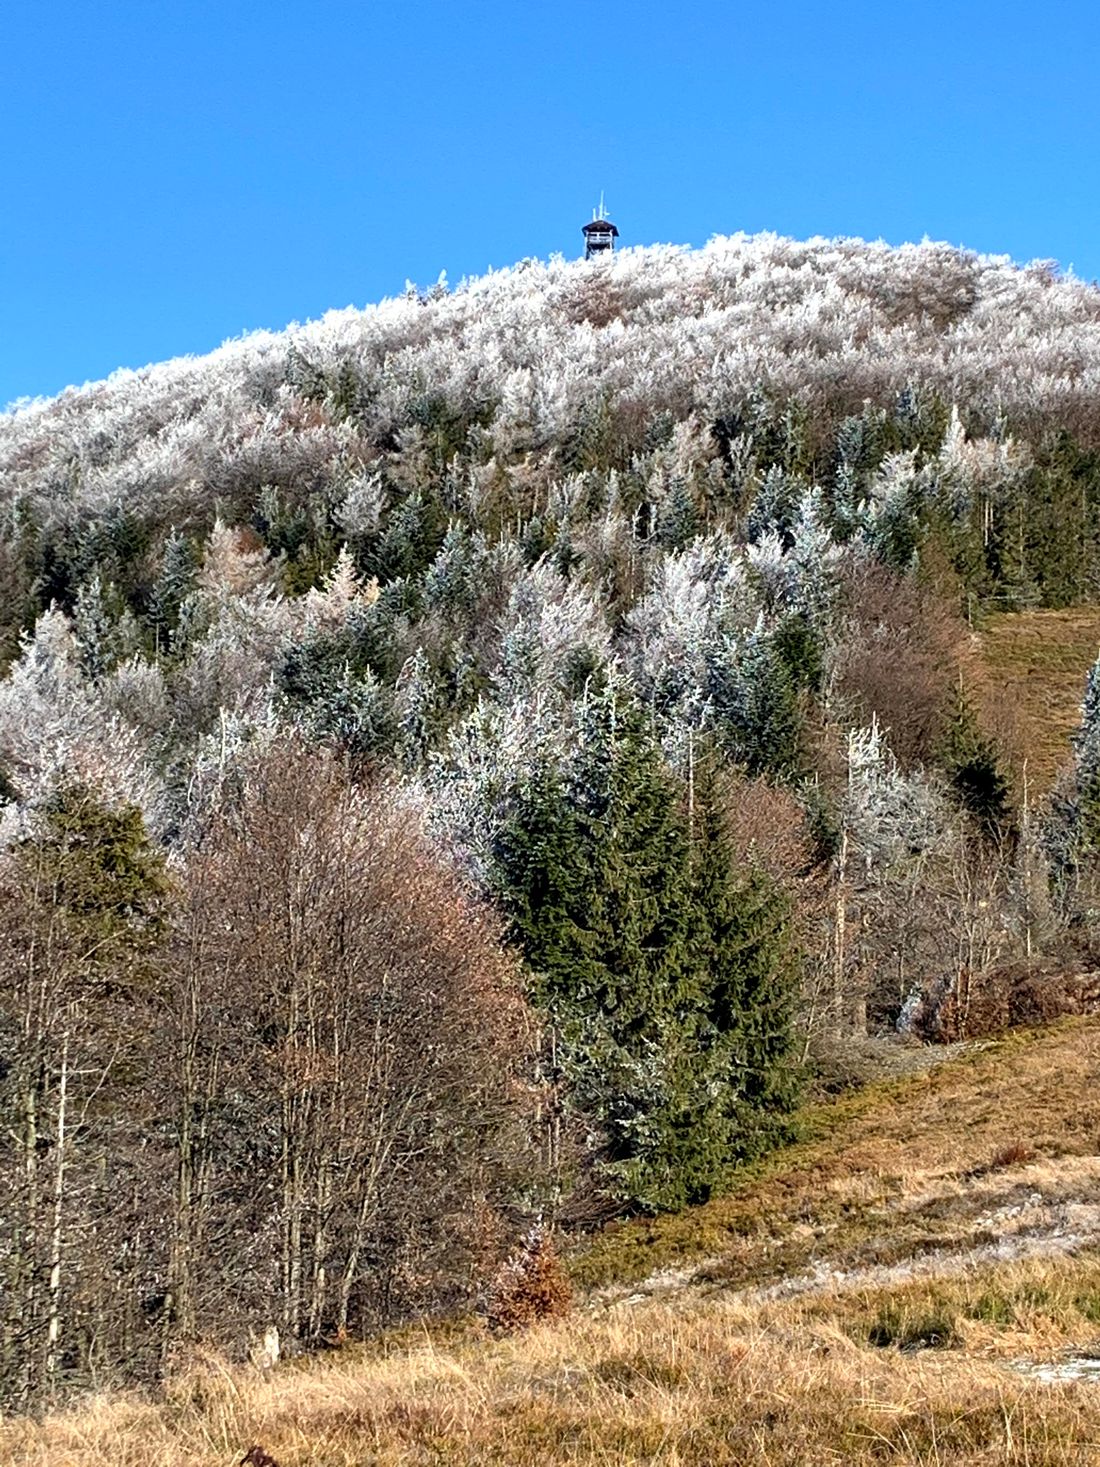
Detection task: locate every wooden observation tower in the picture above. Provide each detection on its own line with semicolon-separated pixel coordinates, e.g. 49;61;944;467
582;196;619;259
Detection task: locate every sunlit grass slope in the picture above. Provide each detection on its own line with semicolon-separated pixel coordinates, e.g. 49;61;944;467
974;608;1100;794
6;1019;1100;1465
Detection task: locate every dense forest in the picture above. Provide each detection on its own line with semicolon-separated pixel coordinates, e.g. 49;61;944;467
4;232;1100;1407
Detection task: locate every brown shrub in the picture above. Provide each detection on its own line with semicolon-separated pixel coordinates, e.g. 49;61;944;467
720;770;817;885
916;960;1100;1041
485;1231;573;1333
989;1141;1037;1171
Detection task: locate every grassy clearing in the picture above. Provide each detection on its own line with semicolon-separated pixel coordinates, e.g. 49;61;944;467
5;1019;1100;1465
970;607;1100;793
5;1290;1100;1466
576;1020;1100;1293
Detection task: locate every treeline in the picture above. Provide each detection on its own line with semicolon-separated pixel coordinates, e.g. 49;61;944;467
4;384;1100;676
0;746;533;1404
0;729;800;1408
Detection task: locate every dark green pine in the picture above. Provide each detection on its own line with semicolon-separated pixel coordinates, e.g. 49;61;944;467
688;764;800;1180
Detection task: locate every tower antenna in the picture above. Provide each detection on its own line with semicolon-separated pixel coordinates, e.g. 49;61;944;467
581;195;619;258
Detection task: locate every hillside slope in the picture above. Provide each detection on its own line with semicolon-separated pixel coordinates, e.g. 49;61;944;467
3;234;1100;508
6;1020;1100;1466
973;608;1100;794
7;235;1100;1416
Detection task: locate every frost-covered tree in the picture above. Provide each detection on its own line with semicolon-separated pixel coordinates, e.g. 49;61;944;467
73;575;123;681
712;630;803;777
149;529;197;650
422;522;478;616
395;647;444;772
831;720;954;1030
493;561;610;703
0;610;161;824
746;465;802;546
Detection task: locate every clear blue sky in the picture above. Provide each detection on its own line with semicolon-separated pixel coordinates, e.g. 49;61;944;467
2;0;1098;408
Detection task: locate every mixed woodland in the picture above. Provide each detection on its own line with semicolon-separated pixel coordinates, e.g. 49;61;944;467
4;233;1100;1406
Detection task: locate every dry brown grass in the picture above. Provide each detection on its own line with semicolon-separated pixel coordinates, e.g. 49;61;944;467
4;1288;1100;1466
6;1020;1100;1465
970;607;1100;794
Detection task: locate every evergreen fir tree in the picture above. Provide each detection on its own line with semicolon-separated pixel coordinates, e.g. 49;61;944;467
395;647;443;772
493;689;699;1207
831;459;864;542
565;393;616;473
150;529;197;651
24;781;168;962
306;664;396;759
655;476;700;551
422;522;475;615
746;466;800;547
939;686;1014;843
371;490;442;584
689;760;799;1165
1024;434;1100;608
493;687;796;1211
708;634;803;778
72;574;122;681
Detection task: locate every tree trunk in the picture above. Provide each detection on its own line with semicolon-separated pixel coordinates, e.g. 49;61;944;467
833;828;849;1035
44;1029;69;1394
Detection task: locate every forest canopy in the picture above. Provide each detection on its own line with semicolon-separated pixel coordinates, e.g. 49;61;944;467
4;233;1100;1405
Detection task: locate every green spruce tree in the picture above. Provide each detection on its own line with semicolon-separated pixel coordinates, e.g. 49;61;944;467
939;685;1014;844
689;760;799;1168
494;690;798;1211
150;529;197;653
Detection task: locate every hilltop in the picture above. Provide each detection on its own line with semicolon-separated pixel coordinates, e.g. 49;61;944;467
5;1018;1100;1466
4;233;1100;529
4;234;1100;1418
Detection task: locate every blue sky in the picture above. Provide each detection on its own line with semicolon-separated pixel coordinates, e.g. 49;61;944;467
2;0;1098;408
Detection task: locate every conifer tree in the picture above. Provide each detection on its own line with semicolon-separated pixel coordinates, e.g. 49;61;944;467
746;465;801;547
493;688;697;1207
72;575;122;681
655;476;700;551
707;634;803;778
0;783;167;1403
422;522;475;615
371;490;442;584
939;686;1013;843
395;647;443;772
493;687;797;1210
306;664;396;758
831;414;875;541
689;762;799;1163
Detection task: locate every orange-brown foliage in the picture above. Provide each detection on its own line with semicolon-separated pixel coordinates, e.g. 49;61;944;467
485;1232;573;1333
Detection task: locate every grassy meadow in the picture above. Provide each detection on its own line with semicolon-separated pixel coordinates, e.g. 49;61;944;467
5;1018;1100;1466
972;607;1100;795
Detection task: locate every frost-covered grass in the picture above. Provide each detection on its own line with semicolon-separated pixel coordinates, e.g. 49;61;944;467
7;1019;1100;1466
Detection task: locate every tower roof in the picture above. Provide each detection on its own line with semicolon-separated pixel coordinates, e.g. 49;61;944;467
582;217;619;237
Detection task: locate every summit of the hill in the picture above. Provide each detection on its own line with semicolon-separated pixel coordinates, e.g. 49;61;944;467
3;232;1099;478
